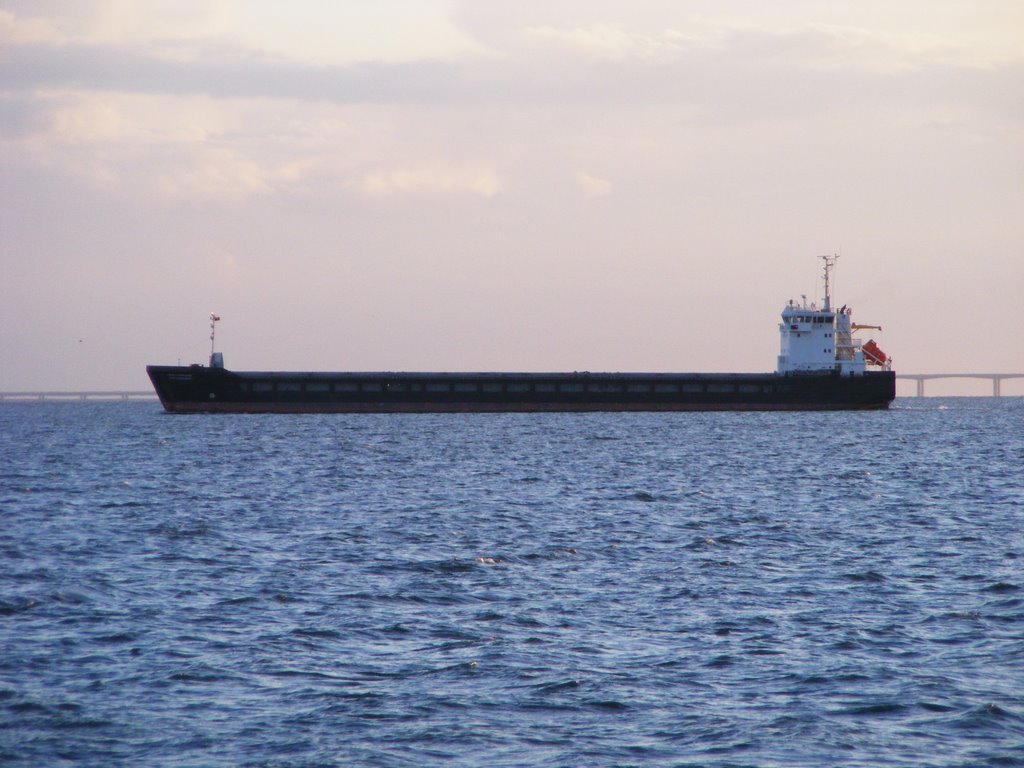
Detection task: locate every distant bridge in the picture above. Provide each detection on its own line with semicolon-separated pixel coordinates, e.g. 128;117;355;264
0;391;157;402
896;374;1024;397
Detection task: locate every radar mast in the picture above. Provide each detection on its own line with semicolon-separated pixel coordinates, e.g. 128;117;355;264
209;313;222;367
819;254;838;312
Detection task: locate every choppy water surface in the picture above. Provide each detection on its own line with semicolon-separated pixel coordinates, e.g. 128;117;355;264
1;398;1022;767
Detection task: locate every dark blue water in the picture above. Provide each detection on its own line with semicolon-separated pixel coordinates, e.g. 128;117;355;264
1;399;1022;767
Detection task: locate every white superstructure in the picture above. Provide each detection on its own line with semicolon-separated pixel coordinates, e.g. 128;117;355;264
776;256;890;375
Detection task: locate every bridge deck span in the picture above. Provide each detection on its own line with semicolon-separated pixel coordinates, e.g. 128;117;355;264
0;391;157;402
896;374;1024;397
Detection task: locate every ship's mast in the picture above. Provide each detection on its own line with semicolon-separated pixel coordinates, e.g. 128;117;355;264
820;254;838;312
209;312;220;364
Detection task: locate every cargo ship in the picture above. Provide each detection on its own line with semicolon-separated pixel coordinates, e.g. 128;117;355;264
147;256;894;413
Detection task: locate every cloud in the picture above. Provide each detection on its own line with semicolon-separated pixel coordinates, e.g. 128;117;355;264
0;39;483;105
0;8;67;44
2;10;1021;126
156;148;275;202
576;171;612;199
523;23;685;61
357;165;501;199
192;241;242;282
1;85;511;203
3;3;1020;215
1;90;361;200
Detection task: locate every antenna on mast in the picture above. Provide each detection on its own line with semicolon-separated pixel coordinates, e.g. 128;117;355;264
209;313;221;366
819;254;838;311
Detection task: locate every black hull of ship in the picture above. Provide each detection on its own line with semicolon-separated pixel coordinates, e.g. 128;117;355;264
146;366;896;413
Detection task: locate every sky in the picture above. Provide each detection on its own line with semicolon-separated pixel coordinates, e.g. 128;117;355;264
2;0;1023;394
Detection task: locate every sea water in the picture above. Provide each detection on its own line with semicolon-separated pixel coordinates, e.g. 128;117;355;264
1;399;1022;767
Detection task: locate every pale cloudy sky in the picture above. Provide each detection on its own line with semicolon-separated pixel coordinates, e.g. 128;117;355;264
2;1;1022;393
